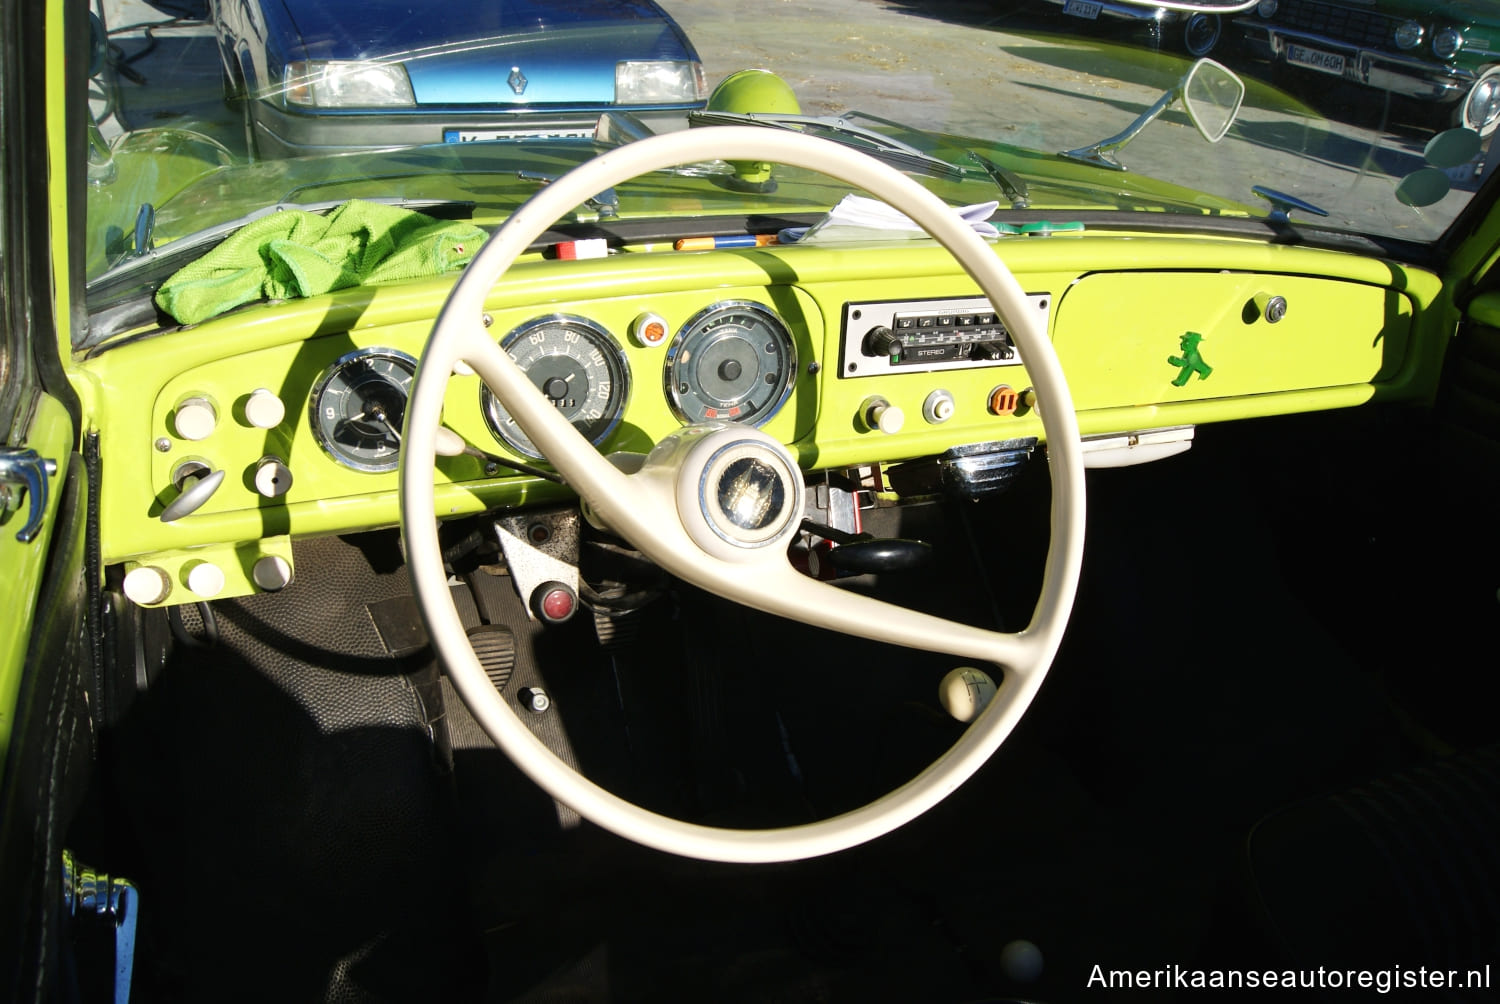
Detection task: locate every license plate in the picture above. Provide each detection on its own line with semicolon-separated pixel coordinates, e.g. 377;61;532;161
1063;0;1102;19
444;126;594;143
1285;43;1345;76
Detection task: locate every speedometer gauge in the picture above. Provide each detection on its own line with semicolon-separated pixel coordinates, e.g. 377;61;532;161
481;315;630;460
309;347;418;473
665;301;795;427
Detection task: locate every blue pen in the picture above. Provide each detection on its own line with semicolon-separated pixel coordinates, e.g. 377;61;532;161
674;234;779;250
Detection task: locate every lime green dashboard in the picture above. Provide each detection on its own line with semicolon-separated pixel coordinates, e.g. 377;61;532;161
74;234;1444;607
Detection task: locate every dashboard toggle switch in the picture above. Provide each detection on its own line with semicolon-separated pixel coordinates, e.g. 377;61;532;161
160;460;225;523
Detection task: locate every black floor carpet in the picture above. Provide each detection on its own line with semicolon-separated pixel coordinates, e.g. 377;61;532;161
82;409;1500;1002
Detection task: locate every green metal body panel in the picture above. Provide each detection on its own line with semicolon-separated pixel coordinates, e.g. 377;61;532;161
80;233;1443;603
0;393;75;778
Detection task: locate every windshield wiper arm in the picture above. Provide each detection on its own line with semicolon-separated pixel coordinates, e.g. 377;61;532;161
516;170;618;218
966;151;1029;210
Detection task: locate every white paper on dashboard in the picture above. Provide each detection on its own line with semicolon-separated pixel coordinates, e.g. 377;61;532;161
779;195;1001;244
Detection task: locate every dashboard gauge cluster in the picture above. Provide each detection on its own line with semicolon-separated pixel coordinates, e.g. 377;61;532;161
472;301;797;460
480;314;632;459
664;301;796;426
303;301;799;474
308;347;418;473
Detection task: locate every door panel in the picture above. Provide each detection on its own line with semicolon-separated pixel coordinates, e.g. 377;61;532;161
0;392;92;1003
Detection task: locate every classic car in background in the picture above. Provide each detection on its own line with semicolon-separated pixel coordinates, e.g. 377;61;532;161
1036;0;1225;56
1234;0;1500;135
209;0;708;157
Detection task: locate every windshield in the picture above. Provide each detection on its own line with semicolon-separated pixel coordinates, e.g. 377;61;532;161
87;0;1494;295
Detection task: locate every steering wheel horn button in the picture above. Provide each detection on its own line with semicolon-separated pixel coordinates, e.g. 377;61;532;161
682;429;803;556
715;456;785;531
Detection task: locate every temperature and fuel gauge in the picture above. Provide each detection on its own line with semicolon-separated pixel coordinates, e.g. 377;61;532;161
308;347;418;473
665;301;795;427
481;315;631;459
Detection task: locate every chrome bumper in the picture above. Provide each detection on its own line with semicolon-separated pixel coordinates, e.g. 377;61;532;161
1236;20;1477;101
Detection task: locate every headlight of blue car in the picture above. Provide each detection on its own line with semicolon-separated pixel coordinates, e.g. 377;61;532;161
283;60;417;108
614;60;708;105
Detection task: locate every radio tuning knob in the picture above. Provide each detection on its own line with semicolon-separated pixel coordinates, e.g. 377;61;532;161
862;326;903;359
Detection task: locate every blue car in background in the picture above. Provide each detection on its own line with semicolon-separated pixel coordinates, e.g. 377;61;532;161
210;0;707;158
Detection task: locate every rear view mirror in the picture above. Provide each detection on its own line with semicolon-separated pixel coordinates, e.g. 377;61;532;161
1182;58;1246;143
1062;57;1247;171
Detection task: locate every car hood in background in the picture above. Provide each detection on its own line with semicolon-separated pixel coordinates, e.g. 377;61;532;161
84;134;1254;285
269;0;695;106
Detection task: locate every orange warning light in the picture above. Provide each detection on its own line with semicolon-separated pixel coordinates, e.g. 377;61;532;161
988;385;1020;416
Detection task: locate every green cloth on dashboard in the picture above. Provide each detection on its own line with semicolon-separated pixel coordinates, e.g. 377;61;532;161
155;199;487;325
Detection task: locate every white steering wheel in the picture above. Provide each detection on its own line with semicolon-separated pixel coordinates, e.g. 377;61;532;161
401;127;1085;864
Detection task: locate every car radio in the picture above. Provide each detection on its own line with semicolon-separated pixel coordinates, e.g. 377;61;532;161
838;294;1052;377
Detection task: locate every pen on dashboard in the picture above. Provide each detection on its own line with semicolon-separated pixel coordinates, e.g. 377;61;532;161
673;234;779;250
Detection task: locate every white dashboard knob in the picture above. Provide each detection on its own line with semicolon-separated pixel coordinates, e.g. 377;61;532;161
861;396;904;435
185;561;225;598
244;388;286;429
173;396;218;441
123;565;172;606
873;403;904;434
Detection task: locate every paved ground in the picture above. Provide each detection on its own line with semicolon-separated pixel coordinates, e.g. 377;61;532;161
662;0;1483;239
97;0;1483;242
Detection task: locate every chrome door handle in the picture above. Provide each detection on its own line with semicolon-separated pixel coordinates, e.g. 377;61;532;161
0;447;59;543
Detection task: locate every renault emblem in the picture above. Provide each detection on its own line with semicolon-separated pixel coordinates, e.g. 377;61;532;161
508;66;528;95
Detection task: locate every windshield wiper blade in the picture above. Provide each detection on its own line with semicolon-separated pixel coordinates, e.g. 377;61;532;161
688;110;972;183
87;196;478;293
688;109;1031;211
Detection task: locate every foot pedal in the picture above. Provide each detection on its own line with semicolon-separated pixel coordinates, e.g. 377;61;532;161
466;624;515;693
593;608;642;651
